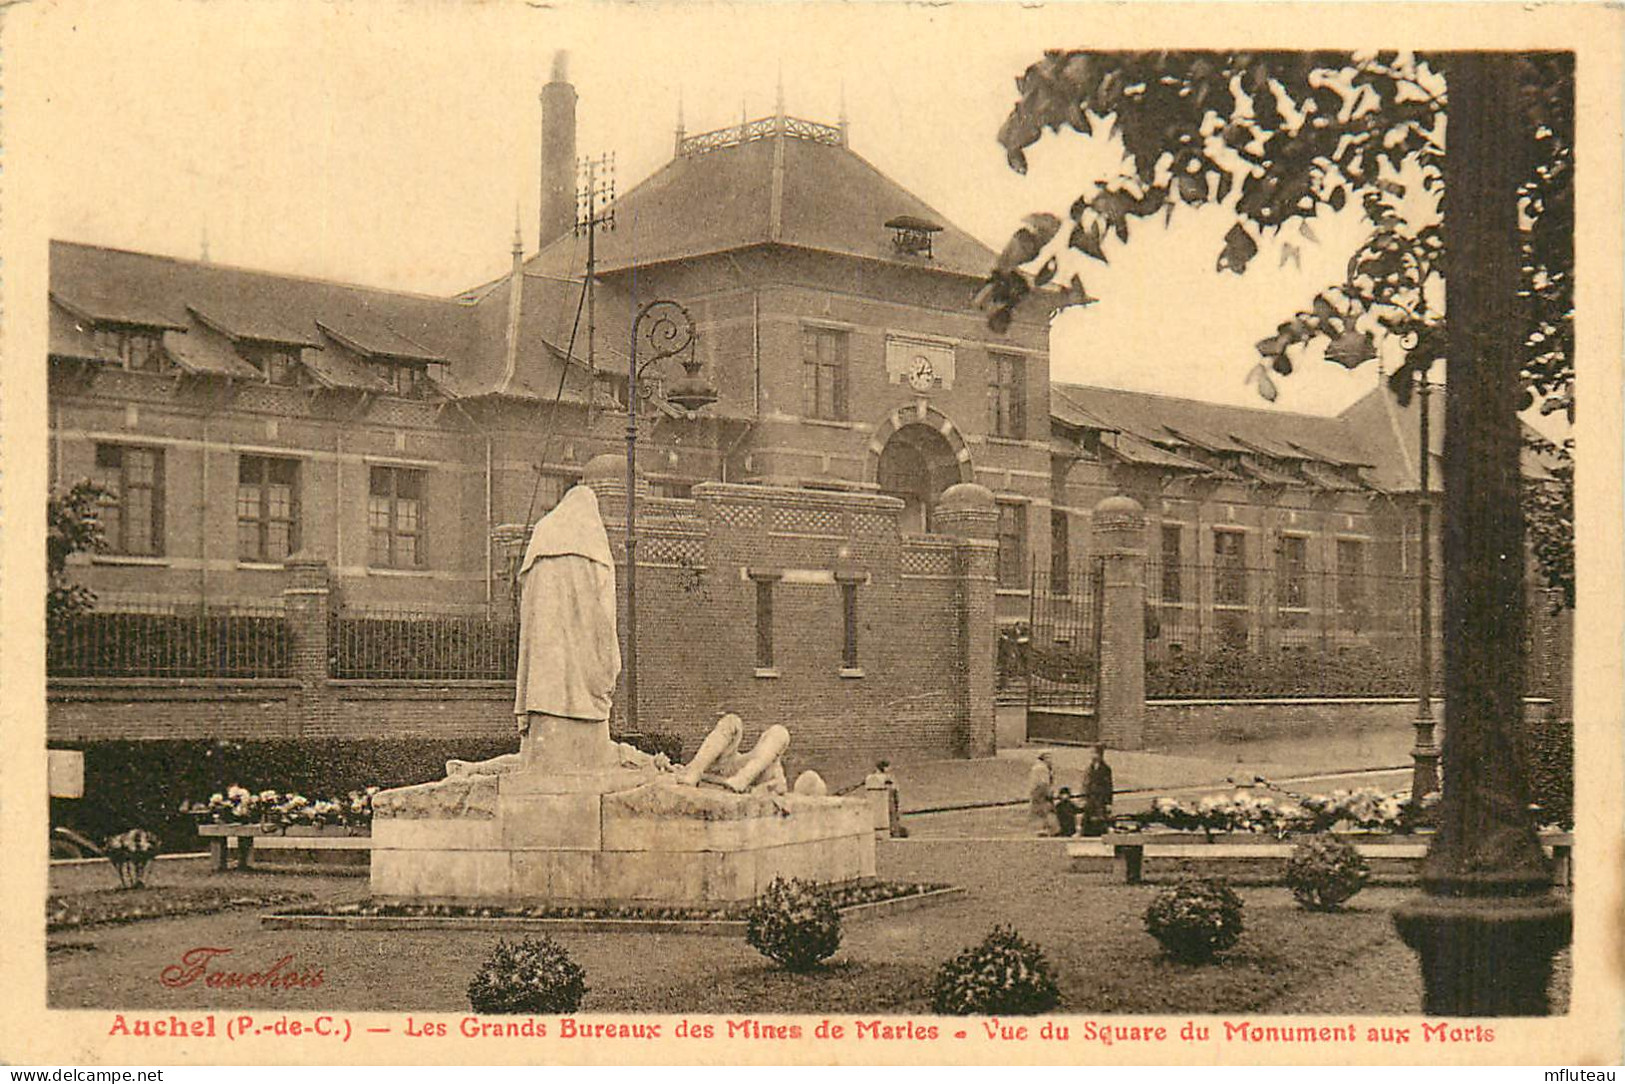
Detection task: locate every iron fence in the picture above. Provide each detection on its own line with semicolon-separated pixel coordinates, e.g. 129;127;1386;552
330;604;518;681
1023;562;1104;712
1145;561;1442;699
47;599;290;678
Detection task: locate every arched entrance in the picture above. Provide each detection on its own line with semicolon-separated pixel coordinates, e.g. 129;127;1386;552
876;423;967;533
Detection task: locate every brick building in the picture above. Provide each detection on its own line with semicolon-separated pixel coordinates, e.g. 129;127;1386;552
46;63;1475;769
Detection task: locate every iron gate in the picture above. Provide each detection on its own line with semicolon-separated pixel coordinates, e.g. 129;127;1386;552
1024;559;1104;743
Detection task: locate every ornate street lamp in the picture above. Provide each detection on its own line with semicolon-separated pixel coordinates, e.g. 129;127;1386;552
624;299;712;734
1411;365;1440;799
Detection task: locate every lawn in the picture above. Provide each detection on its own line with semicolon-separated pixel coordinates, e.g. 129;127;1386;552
49;837;1568;1016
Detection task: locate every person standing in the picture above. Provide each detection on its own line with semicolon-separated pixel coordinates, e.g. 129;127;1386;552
1081;744;1115;836
1028;751;1057;835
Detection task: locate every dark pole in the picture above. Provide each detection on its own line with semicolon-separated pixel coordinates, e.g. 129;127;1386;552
626;296;640;736
1411;371;1439;797
1393;52;1570;1015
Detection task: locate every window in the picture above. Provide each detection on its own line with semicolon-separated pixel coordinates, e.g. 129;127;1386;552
996;501;1027;589
242;343;303;386
801;328;848;420
1214;529;1247;606
93;328;167;373
1277;535;1309;609
1337;539;1366;630
372;362;432;399
1160;524;1183;603
368;466;427;568
749;571;780;671
1050;511;1070;595
92;444;164;555
840;582;860;670
988;352;1027;439
238;456;300;562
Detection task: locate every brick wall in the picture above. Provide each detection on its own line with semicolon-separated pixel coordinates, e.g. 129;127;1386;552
1142;696;1553;748
48;472;992;781
592;477;986;775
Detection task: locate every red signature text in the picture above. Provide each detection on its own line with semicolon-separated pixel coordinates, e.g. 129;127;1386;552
159;946;324;990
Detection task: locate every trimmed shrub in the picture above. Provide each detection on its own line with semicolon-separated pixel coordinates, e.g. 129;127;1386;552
744;877;842;972
1145;644;1434;699
1284;834;1371;911
930;925;1061;1015
619;731;684;764
1144;878;1245;963
49;738;523;846
1520;712;1574;829
467;936;587;1014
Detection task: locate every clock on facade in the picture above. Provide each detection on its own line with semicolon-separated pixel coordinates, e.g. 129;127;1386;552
908;355;936;391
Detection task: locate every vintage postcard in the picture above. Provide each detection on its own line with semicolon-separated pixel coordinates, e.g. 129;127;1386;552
1;0;1621;1067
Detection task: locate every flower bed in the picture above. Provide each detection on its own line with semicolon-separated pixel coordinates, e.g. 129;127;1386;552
1118;784;1439;840
48;887;316;933
182;785;379;831
290;881;949;924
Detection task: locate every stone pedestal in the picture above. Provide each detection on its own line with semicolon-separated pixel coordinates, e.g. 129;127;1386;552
1092;495;1147;750
521;715;618;772
370;768;875;906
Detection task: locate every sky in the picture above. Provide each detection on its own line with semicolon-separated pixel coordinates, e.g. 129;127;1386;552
27;1;1451;418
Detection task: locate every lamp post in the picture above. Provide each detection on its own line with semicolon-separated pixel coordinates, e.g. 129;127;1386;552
624;299;712;735
1411;367;1440;798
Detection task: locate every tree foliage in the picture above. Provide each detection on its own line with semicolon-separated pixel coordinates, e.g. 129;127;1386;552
47;480;111;639
1524;435;1575;609
980;51;1575;598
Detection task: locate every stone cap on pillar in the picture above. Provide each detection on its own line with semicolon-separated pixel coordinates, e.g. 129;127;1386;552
934;482;998;539
1091;494;1147;555
282;552;332;592
580;453;647;520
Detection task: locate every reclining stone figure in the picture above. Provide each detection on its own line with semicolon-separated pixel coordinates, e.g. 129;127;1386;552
672;712;790;794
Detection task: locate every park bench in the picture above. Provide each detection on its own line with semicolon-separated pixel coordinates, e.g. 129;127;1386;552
1068;830;1574;886
197;824;371;872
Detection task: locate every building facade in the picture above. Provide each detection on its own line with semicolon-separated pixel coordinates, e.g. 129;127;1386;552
46;66;1461;766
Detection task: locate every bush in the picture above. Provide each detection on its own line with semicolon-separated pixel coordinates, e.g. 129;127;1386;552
929;925;1061;1015
49;738;523;847
1145;645;1432;699
1284;834;1370;911
618;731;684;764
1143;878;1245;963
744;877;842;972
1521;712;1574;829
467;936;587;1014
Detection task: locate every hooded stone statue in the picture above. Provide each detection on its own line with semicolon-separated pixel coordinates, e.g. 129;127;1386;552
513;484;621;725
488;484;624;773
444;485;625;778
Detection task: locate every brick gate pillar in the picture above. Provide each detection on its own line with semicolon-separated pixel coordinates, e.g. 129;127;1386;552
283;554;335;736
1092;495;1147;750
936;483;999;759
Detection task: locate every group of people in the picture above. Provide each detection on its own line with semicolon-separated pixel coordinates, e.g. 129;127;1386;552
1027;745;1114;837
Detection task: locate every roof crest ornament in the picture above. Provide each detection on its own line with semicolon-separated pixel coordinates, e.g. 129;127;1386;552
677;112;845;159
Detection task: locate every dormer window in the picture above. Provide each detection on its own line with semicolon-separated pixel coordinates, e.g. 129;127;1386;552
93;327;169;373
885;215;941;259
241;343;303;387
372;361;432;399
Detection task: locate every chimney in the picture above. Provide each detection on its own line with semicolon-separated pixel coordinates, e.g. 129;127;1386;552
500;217;525;393
538;50;578;249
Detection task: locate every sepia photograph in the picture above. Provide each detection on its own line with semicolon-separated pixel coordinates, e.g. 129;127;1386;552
2;0;1621;1067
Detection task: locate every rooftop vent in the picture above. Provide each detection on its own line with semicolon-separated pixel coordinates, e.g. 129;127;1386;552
885;215;941;259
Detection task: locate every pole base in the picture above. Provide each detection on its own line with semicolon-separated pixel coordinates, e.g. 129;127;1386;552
1393;892;1571;1016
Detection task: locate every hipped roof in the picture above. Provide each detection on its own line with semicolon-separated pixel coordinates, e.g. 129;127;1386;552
525;126;998;282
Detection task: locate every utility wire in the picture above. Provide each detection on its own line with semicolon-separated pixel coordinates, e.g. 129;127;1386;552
522;237;590;526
